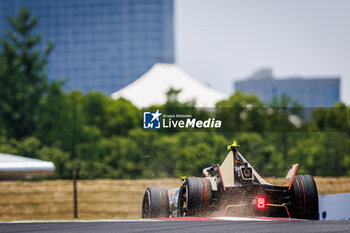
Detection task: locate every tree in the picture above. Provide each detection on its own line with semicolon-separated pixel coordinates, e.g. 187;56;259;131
0;7;53;139
84;94;139;137
310;102;347;132
36;80;67;146
267;94;303;132
164;87;195;108
215;91;266;132
265;94;303;165
62;91;85;156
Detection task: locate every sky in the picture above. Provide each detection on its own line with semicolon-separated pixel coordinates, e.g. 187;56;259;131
175;0;350;104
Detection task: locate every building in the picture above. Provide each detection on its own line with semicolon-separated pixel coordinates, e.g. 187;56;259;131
111;63;227;108
234;69;340;107
0;0;174;94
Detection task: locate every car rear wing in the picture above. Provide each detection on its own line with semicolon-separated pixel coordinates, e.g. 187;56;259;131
281;164;299;190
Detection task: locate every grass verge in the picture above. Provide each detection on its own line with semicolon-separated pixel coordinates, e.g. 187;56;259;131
0;177;349;220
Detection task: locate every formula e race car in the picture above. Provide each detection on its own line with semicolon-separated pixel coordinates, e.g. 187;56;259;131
141;141;319;220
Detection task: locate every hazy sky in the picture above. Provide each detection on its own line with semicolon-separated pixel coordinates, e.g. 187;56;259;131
175;0;350;104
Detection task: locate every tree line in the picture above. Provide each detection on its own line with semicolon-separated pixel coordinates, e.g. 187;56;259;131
0;8;349;179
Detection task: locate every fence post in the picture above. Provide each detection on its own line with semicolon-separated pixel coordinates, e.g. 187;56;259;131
73;164;80;219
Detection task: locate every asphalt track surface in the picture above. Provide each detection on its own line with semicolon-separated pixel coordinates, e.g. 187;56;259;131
1;220;350;233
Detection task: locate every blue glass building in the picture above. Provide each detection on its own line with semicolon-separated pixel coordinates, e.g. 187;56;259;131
235;69;340;107
0;0;174;94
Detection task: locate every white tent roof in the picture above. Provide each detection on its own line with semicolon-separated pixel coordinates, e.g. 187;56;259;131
111;63;227;108
0;153;55;179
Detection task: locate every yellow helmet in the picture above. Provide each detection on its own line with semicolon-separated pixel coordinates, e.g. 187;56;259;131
227;140;240;150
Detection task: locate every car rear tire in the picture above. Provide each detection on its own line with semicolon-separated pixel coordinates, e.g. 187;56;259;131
178;177;212;217
141;187;170;218
290;174;319;220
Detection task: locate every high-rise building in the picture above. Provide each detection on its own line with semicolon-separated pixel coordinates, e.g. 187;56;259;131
0;0;174;94
234;69;340;107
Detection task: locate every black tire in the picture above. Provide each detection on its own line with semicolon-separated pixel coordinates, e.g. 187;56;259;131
290;174;319;220
178;177;212;217
141;187;170;218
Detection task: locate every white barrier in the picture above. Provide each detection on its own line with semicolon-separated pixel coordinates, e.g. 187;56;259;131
319;193;350;220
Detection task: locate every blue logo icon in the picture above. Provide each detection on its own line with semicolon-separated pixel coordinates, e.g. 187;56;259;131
143;110;162;129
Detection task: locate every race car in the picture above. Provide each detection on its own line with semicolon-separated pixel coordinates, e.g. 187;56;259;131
141;141;319;220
